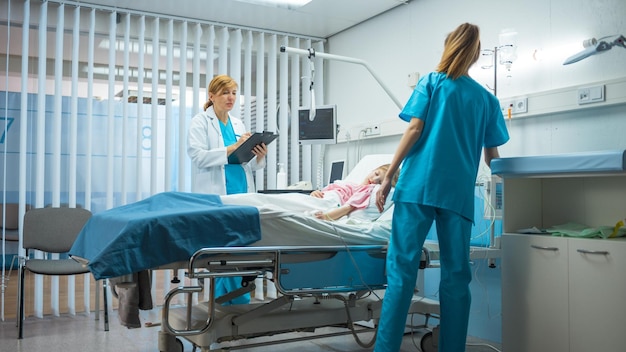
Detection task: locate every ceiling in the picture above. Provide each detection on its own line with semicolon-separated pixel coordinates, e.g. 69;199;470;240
78;0;409;39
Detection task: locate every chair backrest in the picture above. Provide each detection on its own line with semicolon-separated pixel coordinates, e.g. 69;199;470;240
22;207;92;253
0;203;30;230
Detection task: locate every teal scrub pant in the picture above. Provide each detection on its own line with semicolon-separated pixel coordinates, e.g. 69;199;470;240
215;276;250;305
374;202;472;352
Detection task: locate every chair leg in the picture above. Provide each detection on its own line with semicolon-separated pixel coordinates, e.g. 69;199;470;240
103;278;109;331
95;279;100;321
17;259;25;339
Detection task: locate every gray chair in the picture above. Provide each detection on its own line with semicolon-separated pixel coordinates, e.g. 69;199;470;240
0;203;31;242
17;207;109;339
1;203;31;273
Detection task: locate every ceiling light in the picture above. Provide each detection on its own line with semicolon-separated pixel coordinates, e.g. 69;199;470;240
233;0;312;10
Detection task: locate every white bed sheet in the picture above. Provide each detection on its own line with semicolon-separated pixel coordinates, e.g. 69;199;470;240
221;192;392;246
222;153;396;247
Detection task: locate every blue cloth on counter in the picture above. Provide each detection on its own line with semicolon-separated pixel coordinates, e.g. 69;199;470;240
70;192;262;280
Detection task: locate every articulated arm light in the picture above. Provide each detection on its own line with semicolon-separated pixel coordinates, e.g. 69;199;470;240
563;34;626;65
280;46;404;110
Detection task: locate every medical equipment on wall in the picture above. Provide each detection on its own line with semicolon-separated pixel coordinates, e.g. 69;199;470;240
297;105;338;145
484;175;503;220
280;46;404;184
563;34;626;65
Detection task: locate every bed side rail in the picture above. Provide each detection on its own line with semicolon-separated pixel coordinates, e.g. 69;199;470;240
187;245;388;294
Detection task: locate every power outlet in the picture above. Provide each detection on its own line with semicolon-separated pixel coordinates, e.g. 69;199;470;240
578;85;605;105
364;124;381;137
500;97;528;116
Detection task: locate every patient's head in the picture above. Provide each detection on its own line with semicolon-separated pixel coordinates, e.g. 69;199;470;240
364;164;400;187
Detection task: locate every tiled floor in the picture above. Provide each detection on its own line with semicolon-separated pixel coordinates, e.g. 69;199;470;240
0;307;502;352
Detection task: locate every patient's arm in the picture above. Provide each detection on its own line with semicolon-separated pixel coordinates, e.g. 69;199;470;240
314;205;355;221
310;190;324;198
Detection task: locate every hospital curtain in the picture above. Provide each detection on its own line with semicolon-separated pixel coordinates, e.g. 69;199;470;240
0;0;325;321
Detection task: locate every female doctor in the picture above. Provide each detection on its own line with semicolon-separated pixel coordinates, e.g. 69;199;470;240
187;74;267;304
187;74;267;195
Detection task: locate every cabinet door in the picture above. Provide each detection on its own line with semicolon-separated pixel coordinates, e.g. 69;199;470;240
569;238;626;352
502;234;569;352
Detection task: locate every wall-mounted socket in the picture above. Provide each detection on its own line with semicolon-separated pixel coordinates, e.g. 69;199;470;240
500;97;528;116
363;124;381;137
408;72;420;88
577;85;605;105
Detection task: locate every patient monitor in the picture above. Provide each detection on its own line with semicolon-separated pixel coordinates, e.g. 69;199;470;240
328;160;345;185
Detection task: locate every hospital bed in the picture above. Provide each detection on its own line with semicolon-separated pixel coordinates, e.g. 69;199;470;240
68;154;488;352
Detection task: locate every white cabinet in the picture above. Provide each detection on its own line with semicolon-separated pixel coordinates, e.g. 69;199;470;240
494;151;626;352
503;234;626;352
568;237;626;352
502;234;569;352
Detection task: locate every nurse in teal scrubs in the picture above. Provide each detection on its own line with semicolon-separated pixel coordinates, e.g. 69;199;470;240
373;23;510;352
187;74;268;304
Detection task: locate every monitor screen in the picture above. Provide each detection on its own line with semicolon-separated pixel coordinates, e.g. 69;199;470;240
328;160;345;185
298;105;337;145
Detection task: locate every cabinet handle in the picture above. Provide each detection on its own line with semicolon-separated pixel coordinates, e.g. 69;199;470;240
530;245;559;251
576;249;609;255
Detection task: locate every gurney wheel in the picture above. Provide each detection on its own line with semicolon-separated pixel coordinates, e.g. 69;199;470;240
420;331;437;352
175;338;184;352
167;338;184;352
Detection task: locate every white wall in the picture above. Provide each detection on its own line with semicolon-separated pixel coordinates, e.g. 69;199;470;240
324;0;626;173
322;0;626;342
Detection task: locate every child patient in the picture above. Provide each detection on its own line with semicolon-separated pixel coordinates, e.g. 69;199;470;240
310;164;399;221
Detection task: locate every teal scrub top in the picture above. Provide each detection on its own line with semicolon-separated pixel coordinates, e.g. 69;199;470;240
220;119;248;195
394;71;509;221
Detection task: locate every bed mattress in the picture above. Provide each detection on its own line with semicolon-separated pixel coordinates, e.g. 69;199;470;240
70;191;392;280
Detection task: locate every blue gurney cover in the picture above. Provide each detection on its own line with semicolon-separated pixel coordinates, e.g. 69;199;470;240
70;192;262;280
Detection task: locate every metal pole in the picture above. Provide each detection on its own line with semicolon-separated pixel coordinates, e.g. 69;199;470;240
280;46;404;110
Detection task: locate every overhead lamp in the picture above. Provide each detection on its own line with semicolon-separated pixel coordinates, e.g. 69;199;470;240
563;34;626;65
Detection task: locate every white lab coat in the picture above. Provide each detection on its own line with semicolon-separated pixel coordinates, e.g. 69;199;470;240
187;106;266;195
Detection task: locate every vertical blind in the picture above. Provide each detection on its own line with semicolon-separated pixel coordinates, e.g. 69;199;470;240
0;0;325;321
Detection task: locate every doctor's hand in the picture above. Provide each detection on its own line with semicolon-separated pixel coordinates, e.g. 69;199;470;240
376;179;392;213
251;142;267;160
235;132;252;146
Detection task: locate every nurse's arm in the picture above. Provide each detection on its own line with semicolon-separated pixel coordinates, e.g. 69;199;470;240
376;117;423;212
483;147;500;168
388;117;423;175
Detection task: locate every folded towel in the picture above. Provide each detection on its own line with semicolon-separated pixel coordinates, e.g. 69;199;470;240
546;222;626;239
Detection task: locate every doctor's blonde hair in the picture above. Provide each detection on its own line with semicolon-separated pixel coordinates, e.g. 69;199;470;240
203;74;239;111
436;23;481;80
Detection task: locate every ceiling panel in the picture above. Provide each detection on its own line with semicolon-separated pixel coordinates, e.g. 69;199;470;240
78;0;409;38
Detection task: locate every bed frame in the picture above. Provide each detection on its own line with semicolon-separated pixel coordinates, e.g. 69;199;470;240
157;245;442;352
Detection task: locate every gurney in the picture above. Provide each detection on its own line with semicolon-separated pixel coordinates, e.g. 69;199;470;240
68;155;446;351
156;244;443;352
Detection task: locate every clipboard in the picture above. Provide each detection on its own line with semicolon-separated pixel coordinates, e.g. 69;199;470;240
228;131;278;164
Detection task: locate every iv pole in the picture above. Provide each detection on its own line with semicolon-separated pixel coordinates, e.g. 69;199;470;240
280;46;404;110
